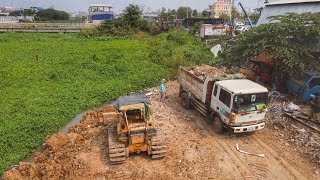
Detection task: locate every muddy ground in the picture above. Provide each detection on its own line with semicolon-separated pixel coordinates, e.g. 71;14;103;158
3;81;320;180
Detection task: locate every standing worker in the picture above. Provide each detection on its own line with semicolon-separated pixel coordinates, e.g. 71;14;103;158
309;93;320;123
159;79;166;101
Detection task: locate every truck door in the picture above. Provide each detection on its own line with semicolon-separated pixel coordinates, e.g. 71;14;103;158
212;85;232;123
210;84;219;110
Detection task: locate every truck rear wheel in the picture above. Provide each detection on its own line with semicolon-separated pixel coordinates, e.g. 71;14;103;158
181;92;191;109
213;116;224;134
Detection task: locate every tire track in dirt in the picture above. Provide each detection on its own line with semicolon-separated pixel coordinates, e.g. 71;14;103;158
252;135;307;179
196;109;309;180
195;118;256;179
195;109;308;180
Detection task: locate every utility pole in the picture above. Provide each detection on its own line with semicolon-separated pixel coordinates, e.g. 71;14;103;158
231;0;235;27
187;7;189;19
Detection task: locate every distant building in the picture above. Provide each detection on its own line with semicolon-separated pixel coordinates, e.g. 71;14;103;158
29;7;44;12
88;4;114;23
142;13;158;23
209;0;232;18
70;10;88;20
182;18;225;27
0;7;15;16
257;0;320;25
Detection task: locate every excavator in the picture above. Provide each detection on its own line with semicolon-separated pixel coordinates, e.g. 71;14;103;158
104;94;166;164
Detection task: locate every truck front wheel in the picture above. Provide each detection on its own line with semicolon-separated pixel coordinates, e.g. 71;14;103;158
213;116;224;134
181;92;191;109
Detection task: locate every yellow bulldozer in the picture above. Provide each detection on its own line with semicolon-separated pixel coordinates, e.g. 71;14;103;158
105;94;166;164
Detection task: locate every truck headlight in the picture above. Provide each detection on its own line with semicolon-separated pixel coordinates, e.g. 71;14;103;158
230;113;236;124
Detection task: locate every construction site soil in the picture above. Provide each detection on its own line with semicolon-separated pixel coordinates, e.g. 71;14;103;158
3;81;320;180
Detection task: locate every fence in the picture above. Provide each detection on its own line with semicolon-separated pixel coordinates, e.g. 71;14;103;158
0;16;34;23
0;23;93;33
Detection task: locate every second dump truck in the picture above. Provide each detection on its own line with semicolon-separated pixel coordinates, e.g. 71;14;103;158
178;66;268;133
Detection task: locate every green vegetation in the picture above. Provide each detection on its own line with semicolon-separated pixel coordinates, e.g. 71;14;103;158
201;10;210;18
9;9;37;16
148;29;216;70
87;4;148;36
0;31;214;174
35;9;69;21
219;14;230;22
177;6;192;19
221;12;320;76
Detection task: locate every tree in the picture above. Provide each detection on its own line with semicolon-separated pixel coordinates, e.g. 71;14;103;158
99;4;148;35
159;7;169;21
221;13;320;76
249;12;261;24
35;9;69;21
23;9;36;16
219;14;230;21
159;8;176;21
9;11;22;16
177;6;192;19
169;9;177;16
192;10;198;18
122;4;143;28
231;7;241;19
201;10;210;18
190;21;203;34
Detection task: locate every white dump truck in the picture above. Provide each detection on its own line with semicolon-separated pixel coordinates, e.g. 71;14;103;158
178;66;269;133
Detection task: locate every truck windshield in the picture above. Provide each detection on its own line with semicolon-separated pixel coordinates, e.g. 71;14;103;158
234;93;268;112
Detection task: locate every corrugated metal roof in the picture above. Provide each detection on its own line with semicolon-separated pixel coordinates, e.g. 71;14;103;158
267;0;320;5
257;2;320;25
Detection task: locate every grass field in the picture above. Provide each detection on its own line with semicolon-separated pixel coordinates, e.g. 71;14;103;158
0;31;214;174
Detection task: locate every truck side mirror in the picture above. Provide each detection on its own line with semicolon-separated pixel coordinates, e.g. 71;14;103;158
310;94;316;100
267;95;271;104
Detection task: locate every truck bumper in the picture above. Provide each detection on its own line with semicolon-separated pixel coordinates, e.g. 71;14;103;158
231;122;265;133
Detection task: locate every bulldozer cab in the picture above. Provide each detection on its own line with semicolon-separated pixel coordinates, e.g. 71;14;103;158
124;106;146;123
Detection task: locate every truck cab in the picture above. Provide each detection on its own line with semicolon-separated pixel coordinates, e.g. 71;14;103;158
211;80;268;133
286;72;320;102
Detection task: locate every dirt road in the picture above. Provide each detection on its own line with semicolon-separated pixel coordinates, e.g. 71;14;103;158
3;81;319;179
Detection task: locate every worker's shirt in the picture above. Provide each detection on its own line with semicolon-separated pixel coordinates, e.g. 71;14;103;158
160;83;165;93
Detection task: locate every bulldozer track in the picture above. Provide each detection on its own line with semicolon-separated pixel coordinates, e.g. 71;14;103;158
150;137;166;159
108;125;126;164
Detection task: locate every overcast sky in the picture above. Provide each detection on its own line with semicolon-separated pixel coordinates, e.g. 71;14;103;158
0;0;274;13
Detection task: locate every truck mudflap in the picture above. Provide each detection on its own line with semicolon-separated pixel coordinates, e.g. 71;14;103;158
231;122;265;133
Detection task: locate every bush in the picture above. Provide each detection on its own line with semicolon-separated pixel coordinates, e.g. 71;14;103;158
148;29;216;72
89;4;172;37
166;31;188;45
149;24;162;35
35;9;69;21
222;12;320;76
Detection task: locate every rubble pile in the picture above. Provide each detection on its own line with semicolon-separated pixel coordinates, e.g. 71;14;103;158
267;100;320;165
187;65;224;80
